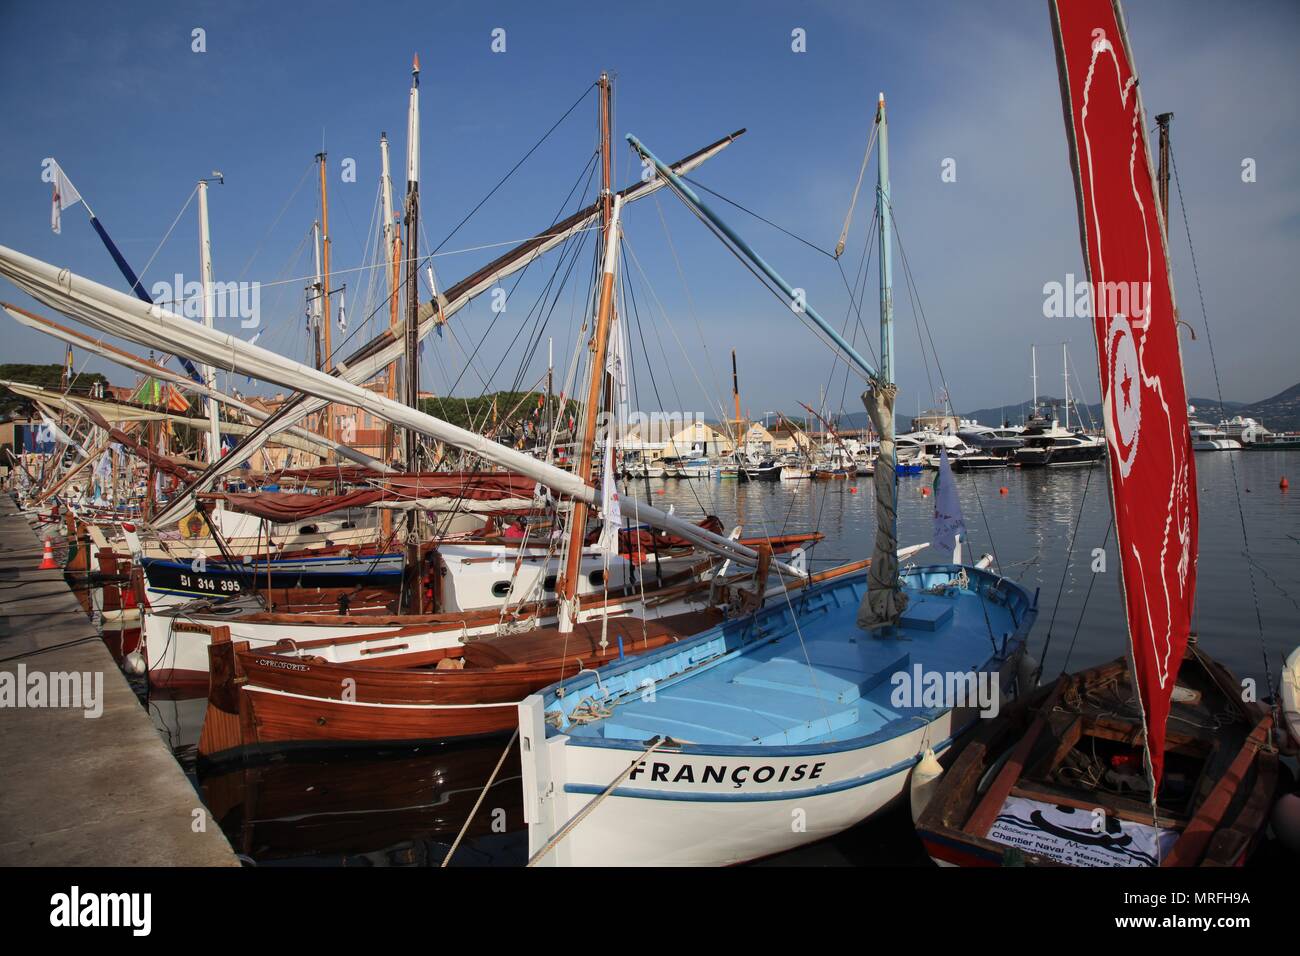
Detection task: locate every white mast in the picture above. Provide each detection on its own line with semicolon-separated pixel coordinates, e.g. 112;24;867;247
1063;342;1070;431
197;178;221;465
310;220;324;370
1031;344;1038;418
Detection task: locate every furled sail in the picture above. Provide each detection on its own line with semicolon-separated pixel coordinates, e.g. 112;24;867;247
1050;0;1197;784
0;244;796;576
1;379;338;460
141;129;746;526
3;304;386;471
857;383;907;627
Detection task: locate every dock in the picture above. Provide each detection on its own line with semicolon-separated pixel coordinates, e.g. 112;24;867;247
0;495;237;866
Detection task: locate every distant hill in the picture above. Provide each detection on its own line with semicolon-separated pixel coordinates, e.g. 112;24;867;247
1234;383;1300;431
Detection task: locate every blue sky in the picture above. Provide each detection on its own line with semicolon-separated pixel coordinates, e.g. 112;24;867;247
1;0;1296;423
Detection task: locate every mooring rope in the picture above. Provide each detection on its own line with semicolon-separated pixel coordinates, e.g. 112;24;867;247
440;728;520;868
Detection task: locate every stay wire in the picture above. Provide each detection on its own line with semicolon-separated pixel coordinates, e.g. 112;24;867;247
1169;143;1273;698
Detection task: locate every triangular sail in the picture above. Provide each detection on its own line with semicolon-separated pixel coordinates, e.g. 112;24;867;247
1050;0;1198;785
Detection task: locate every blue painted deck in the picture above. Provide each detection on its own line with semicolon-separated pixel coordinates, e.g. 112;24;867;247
554;567;1035;752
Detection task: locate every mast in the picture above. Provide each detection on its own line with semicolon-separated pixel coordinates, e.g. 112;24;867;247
197;177;221;465
1063;343;1070;430
310;221;324;371
546;335;554;454
1031;344;1038;415
558;74;616;633
877;93;894;385
860;90;907;629
731;348;742;456
380;132;398;539
1156;112;1173;231
398;53;423;613
380;132;399;445
403;55;421;473
316;151;334;446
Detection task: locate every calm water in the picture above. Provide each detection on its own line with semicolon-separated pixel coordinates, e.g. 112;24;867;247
148;451;1299;866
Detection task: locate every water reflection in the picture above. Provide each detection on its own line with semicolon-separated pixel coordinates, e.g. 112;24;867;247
196;741;525;867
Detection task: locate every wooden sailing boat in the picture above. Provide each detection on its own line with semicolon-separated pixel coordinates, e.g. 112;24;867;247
515;98;1038;866
188;72;832;754
913;0;1278;868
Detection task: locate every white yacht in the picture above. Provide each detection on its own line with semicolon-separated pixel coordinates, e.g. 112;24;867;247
1189;419;1242;451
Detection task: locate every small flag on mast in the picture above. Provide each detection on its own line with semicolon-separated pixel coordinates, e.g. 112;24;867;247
931;446;966;555
50;161;84;235
597;438;622;553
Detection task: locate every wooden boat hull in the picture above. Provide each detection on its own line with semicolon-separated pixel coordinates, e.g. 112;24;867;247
914;648;1279;867
198;610;724;760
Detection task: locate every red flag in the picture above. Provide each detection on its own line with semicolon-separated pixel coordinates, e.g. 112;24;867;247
1051;0;1197;785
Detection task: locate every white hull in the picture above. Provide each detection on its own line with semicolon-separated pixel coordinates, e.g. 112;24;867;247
522;701;974;866
142;580;713;690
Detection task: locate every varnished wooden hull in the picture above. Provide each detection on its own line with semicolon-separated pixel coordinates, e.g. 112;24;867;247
200;610;723;759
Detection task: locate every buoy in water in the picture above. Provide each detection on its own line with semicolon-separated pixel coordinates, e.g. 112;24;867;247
999;486;1009;496
910;748;945;822
1281;476;1290;490
921;487;930;497
849;487;857;494
123;651;146;676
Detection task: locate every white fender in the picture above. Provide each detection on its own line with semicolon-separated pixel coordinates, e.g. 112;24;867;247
910;747;944;822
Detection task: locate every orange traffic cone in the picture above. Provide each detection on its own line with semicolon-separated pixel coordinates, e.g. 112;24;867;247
38;538;57;570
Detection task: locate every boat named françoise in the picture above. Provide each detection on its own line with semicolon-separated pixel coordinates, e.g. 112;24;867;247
518;94;1039;867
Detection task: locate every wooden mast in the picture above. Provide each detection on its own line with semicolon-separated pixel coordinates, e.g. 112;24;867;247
380;131;398;540
558;73;614;633
316;152;334;448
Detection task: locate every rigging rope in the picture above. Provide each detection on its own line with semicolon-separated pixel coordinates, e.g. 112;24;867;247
1169;143;1274;699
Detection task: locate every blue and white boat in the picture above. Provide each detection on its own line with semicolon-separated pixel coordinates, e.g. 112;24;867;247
518;96;1040;865
520;563;1036;865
